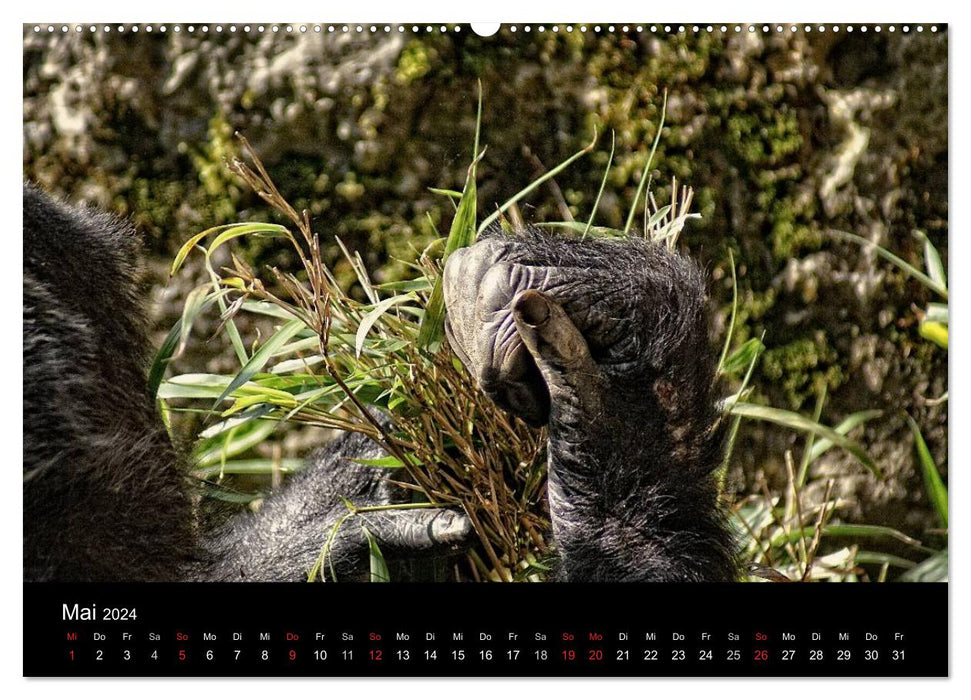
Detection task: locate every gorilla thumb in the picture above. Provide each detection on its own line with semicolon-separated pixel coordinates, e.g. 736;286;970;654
512;290;604;422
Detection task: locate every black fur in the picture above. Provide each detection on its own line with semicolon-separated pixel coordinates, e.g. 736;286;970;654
24;183;196;581
23;186;736;583
444;227;738;581
23;185;468;583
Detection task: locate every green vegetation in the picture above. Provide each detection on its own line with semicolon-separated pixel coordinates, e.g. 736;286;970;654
152;93;937;583
24;27;947;582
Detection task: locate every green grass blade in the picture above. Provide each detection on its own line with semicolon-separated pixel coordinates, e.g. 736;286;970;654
720;337;764;377
919;320;948;349
429;187;463;200
539;221;625;238
854;551;917;570
417;84;483;351
478;131;597;235
730;401;881;477
796;386;826;488
917;230;946;289
583;130;616;239
624;90;667;235
806;409;882;464
898;549;948;582
717;251;738;374
771;523;926;551
209;223;289;259
170;222;289;276
829;229;948;299
906;414;947;528
171;223;237;275
202;252;248;365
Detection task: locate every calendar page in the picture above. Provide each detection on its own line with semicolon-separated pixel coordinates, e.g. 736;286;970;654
22;21;948;678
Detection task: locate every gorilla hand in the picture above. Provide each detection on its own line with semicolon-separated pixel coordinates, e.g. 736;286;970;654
441;226;735;582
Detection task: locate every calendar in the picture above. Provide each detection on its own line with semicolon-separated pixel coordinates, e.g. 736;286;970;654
25;583;946;676
23;21;949;681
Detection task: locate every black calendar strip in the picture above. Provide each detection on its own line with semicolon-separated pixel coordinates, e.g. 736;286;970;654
24;582;947;677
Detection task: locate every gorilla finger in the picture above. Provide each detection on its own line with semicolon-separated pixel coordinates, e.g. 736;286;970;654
512;289;605;413
362;508;473;556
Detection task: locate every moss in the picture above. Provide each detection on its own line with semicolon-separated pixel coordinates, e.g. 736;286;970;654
760;335;845;409
724;106;802;170
395;40;435;85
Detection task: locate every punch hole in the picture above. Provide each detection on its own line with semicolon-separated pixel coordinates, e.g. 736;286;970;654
471;23;500;37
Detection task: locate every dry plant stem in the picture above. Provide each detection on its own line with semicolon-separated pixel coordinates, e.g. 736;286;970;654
759;475;800;568
524;147;573;223
802;479;836;582
784;451;809;576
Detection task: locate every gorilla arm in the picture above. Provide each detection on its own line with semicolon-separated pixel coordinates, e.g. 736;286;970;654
443;228;738;582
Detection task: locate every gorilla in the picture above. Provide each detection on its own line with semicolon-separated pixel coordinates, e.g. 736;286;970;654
23;183;736;583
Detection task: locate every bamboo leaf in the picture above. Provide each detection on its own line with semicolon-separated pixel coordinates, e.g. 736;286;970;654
925;302;948;324
149;286;234;399
417;155;479;351
373;278;434;293
829;229;948;299
351;454;421;468
193;458;304;479
241;300;303;321
194;419;279;467
361;526;390;583
355;295;413;358
214;319;306;408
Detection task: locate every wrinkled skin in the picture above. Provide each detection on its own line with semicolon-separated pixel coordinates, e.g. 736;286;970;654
443;227;737;582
